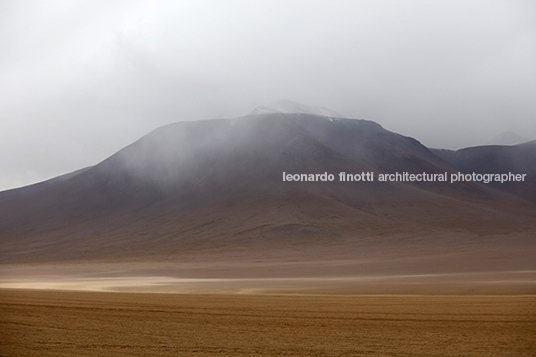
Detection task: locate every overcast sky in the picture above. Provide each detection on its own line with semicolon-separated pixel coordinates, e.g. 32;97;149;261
1;0;535;191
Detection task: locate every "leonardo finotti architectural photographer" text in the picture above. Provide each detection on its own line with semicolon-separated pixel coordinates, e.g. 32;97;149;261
282;171;527;184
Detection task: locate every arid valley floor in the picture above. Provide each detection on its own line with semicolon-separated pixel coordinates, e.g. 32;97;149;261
1;288;535;357
1;258;535;357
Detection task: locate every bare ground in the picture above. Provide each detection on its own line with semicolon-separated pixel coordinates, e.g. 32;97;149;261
1;289;535;357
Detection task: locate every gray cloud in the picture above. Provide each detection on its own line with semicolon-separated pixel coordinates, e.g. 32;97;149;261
1;0;535;190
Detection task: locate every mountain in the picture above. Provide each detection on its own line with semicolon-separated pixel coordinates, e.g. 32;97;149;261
488;131;530;146
0;167;91;200
0;113;535;283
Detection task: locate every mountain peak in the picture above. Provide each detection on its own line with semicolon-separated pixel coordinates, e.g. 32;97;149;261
250;99;345;118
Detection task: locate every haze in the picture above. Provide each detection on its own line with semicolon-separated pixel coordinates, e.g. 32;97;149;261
1;0;535;191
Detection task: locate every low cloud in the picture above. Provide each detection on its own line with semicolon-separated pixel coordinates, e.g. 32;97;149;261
1;0;535;190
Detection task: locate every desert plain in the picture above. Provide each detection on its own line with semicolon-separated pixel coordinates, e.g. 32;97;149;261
1;256;535;357
1;287;535;357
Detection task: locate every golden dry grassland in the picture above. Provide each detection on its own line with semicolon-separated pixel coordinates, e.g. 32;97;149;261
1;289;535;356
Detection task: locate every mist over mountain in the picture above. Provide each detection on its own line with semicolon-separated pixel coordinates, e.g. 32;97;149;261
250;99;345;118
0;112;535;268
488;132;530;146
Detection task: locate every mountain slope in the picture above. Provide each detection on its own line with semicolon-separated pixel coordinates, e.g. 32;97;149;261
433;140;536;201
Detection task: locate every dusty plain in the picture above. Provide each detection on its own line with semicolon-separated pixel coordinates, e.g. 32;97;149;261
1;289;535;357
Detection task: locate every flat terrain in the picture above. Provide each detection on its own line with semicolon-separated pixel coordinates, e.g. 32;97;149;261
1;260;535;294
1;289;534;356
